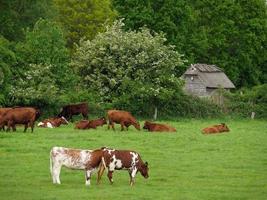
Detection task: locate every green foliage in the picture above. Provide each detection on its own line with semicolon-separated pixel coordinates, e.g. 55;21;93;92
0;35;16;105
72;20;188;116
14;19;74;88
224;84;267;118
112;0;267;87
0;0;55;41
9;63;58;106
53;0;117;49
8;19;78;112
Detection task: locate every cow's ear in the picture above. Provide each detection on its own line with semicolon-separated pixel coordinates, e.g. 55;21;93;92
145;161;148;167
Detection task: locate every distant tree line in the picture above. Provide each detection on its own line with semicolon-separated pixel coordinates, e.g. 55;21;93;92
0;0;266;118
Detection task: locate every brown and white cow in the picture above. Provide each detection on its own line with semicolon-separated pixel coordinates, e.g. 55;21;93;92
143;121;176;132
202;123;230;134
75;117;107;130
96;147;149;186
0;107;12;131
0;107;40;132
107;110;140;131
38;116;68;128
58;102;88;121
50;147;104;186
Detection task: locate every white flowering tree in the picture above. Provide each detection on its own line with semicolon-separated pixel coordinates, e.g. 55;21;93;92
10;64;59;105
72;20;186;117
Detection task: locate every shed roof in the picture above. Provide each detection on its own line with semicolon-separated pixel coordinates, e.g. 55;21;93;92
183;64;235;89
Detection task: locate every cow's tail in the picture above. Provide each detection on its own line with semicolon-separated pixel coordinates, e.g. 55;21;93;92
101;156;107;169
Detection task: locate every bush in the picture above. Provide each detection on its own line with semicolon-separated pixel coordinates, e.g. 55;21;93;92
224;84;267;118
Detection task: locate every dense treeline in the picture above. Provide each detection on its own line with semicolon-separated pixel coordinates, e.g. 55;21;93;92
0;0;266;118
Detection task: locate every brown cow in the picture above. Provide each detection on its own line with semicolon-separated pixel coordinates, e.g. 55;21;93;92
75;117;107;129
75;120;90;129
0;108;12;131
95;147;149;186
143;121;176;132
0;107;40;132
107;110;140;131
202;123;230;134
38;116;68;128
58;102;88;120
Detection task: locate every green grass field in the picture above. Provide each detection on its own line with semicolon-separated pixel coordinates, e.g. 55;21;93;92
0;119;266;200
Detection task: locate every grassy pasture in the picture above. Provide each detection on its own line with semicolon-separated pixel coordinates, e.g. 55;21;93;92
0;119;266;200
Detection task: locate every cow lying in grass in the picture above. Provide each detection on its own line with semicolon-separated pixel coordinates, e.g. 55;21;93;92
202;123;230;134
95;147;149;186
143;121;176;132
38;117;68;128
74;117;107;129
50;147;104;186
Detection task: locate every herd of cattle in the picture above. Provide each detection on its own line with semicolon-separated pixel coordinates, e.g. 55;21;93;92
0;102;230;134
1;102;230;186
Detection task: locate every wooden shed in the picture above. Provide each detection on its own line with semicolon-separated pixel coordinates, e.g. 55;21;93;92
181;64;235;97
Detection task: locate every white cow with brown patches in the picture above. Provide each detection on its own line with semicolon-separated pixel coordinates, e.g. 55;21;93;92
50;147;104;186
96;147;149;186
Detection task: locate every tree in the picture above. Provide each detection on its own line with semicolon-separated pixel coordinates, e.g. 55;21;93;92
112;0;267;87
53;0;117;49
9;63;59;106
0;0;55;41
14;19;74;89
72;20;185;116
0;35;16;105
10;19;77;108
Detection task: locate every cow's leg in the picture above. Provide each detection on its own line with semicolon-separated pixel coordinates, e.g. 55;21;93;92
109;121;115;131
30;121;34;133
85;169;93;186
82;112;88;120
23;123;28;132
7;121;12;132
107;170;114;184
52;163;62;184
120;121;125;131
12;124;16;132
129;167;138;186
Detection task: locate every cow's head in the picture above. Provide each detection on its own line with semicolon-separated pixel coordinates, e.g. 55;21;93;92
219;123;229;132
134;122;141;131
139;161;149;179
143;121;150;130
101;117;107;125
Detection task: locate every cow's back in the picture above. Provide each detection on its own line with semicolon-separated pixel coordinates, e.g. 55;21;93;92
0;108;12;116
108;110;136;123
51;147;92;169
5;107;37;122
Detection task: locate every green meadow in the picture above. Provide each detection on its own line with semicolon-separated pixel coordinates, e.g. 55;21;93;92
0;119;266;200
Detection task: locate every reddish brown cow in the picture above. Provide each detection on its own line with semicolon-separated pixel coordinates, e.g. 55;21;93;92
75;120;90;129
143;121;176;132
202;123;230;134
38;116;68;128
75;117;107;129
95;147;149;186
107;110;140;131
58;102;88;120
0;107;40;132
0;108;12;131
